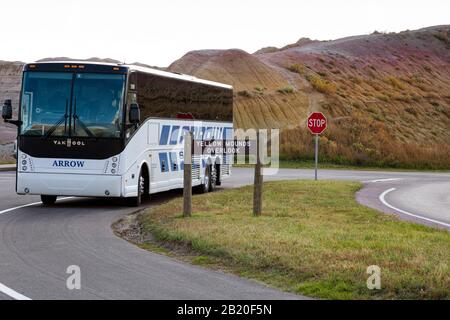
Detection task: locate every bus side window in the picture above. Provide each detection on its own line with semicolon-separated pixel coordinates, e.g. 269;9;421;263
125;91;138;139
124;71;138;139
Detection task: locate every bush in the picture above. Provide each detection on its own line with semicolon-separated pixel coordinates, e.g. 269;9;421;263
307;75;336;95
277;86;294;94
404;107;418;116
237;90;252;98
384;76;405;90
377;94;390;102
287;63;305;75
434;31;449;43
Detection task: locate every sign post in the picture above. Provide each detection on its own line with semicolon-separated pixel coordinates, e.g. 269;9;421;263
314;134;319;180
253;130;262;216
307;112;327;181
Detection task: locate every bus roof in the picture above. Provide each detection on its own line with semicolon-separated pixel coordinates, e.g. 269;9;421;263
126;64;232;90
27;61;233;90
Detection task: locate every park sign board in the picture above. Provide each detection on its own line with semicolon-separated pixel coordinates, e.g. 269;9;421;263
307;112;327;135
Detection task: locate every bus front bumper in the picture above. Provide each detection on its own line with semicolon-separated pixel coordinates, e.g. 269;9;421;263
17;172;122;197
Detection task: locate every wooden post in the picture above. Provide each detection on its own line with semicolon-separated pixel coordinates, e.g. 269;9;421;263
253;130;263;216
183;131;192;217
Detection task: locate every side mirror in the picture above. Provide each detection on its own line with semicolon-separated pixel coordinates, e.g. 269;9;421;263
2;99;12;120
129;103;140;124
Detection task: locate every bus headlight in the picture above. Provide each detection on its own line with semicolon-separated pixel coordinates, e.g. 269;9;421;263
108;156;119;174
18;153;34;172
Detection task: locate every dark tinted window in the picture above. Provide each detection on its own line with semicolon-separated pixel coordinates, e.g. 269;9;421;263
135;72;233;122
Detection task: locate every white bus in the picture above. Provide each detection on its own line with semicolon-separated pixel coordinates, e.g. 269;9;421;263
2;61;233;206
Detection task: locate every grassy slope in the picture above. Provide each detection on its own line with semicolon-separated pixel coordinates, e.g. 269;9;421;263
140;181;449;300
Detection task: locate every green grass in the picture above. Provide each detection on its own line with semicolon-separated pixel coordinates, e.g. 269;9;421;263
139;181;450;300
235;159;450;172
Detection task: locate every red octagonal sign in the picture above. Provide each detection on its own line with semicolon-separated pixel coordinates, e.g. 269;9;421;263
307;112;327;134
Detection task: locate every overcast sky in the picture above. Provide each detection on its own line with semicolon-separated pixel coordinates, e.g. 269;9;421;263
1;0;448;67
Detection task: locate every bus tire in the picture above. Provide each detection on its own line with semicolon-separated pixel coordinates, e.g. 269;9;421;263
195;165;211;194
41;195;57;205
209;164;217;192
127;170;145;207
214;163;221;186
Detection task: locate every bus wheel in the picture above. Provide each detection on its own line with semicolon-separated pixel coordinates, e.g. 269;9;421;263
127;171;144;207
41;195;57;205
209;165;217;192
194;165;211;194
215;163;221;186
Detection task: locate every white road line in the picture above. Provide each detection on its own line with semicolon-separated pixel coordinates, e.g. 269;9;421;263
0;197;74;216
0;201;44;216
0;196;74;300
379;188;450;228
364;178;402;183
0;283;31;300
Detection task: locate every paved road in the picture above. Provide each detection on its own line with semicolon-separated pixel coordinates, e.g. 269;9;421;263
0;167;449;300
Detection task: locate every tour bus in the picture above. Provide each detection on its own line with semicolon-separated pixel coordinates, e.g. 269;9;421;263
1;61;233;206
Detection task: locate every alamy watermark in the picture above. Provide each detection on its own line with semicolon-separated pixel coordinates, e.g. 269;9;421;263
180;126;280;175
366;265;381;290
66;265;81;290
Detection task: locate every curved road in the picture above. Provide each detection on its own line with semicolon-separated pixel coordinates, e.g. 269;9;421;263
0;167;449;300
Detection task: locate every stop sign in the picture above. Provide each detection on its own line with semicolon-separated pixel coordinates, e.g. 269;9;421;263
307;112;327;134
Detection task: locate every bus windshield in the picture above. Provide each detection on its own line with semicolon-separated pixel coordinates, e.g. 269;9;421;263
20;71;125;138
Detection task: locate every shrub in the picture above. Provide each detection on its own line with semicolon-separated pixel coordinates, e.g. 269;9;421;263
349;76;362;84
277;86;294;94
434;31;449;43
393;94;412;102
384;76;405;90
430;101;440;107
253;86;265;93
423;65;432;73
237;90;252;98
287;63;305;75
352;101;363;109
404;107;418;116
377;94;390;102
307;75;337;95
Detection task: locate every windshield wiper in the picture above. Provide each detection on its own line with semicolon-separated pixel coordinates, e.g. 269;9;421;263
42;99;69;139
72;97;94;138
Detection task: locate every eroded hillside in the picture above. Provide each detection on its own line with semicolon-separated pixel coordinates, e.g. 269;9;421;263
169;26;450;168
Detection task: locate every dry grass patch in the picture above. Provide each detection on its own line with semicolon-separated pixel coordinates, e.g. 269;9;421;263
384;76;406;90
307;75;337;95
287;63;305;75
